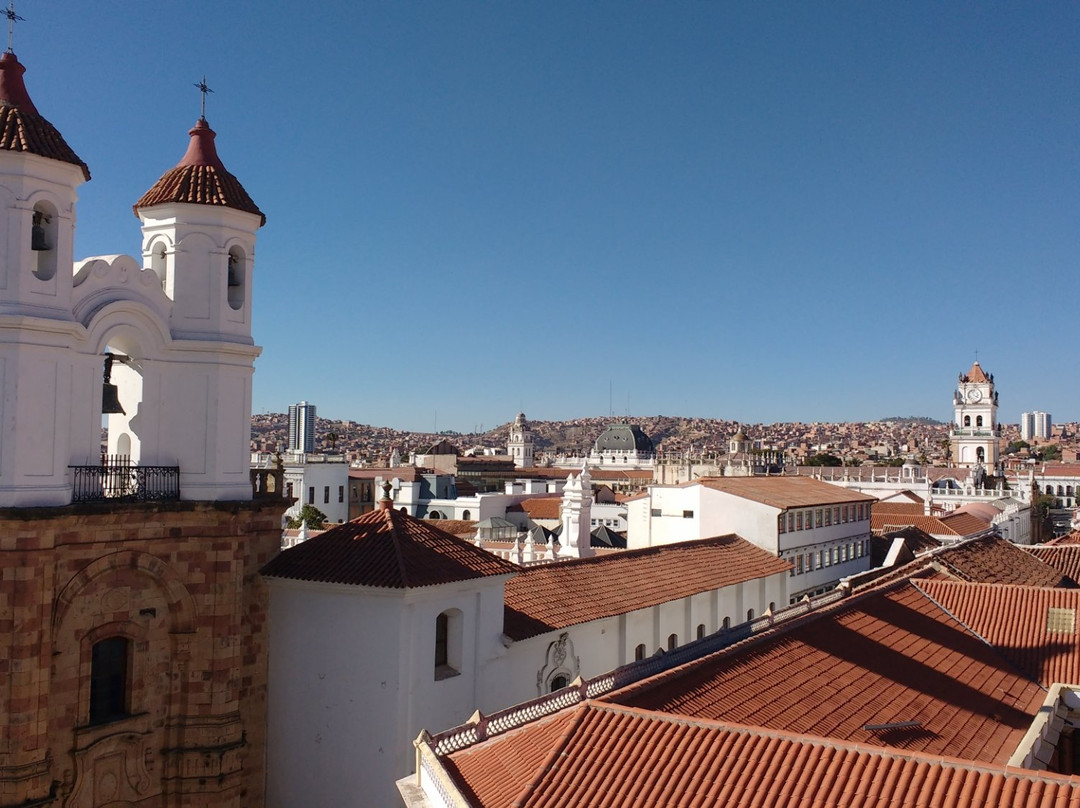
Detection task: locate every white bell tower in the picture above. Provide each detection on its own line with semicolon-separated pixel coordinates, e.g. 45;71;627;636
507;411;534;468
132;114;265;501
950;361;999;470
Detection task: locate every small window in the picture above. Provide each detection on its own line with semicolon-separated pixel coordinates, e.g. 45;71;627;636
462;509;471;520
323;486;330;504
682;510;694;519
549;675;569;692
815;510;823;528
634;643;646;661
696;624;706;640
747;609;755;621
307;486;314;505
89;637;129;725
824;509;831;527
722;617;731;630
338;485;344;503
796;512;803;530
667;633;678;651
435;609;462;679
227;246;245;310
787;513;794;532
796;555;804;574
778;515;786;534
650;508;662;517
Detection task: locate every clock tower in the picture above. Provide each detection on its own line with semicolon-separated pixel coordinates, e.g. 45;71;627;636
951;361;999;469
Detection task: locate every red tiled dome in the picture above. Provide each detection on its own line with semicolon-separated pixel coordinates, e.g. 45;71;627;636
134;118;264;225
0;51;89;180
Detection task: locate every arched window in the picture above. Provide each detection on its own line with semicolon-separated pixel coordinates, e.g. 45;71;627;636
89;636;130;724
549;675;569;692
227;246;245;310
747;609;755;621
461;509;471;520
634;643;646;661
976;416;983;427
963;416;971;427
696;624;706;640
30;201;58;281
722;617;731;630
428;510;442;520
667;633;678;651
434;609;462;679
976;447;985;463
150;240;168;292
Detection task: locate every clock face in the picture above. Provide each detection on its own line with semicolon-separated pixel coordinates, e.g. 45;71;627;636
966;388;983;403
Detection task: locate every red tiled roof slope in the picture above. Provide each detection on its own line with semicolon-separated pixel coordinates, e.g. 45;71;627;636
503;535;791;640
871;513;962;536
134;118;265;224
1026;545;1080;584
1043;531;1080;546
0;52;88;180
932;535;1067;588
873;502;927;516
518;497;561;520
609;582;1045;764
699;476;876;509
963;361;991;383
261;507;516;588
939;511;994;536
444;702;1080;808
918;580;1080;686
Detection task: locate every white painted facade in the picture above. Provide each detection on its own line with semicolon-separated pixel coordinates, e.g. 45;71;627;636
627;482;873;601
265;555;787;808
0;97;261;506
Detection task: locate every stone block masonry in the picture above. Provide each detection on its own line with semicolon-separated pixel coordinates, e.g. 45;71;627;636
0;498;287;808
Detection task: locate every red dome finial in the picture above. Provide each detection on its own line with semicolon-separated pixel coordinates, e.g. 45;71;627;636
0;51;37;114
176;118;225;170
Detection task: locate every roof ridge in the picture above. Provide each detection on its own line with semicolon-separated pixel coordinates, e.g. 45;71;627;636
510;706;589;808
386;509;413;588
911;580;1048;691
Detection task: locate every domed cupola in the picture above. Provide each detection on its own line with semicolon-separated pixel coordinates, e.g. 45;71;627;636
133;117;264;224
0;50;89;179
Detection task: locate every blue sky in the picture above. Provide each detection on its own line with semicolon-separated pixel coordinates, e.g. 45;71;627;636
20;2;1080;431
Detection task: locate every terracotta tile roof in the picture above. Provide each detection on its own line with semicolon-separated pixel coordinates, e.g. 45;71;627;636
930;535;1067;587
134;118;265;225
503;535;791;641
918;580;1080;686
586;468;653;481
1026;545;1080;584
962;361;991;383
871;513;962;536
442;702;1080;808
1043;531;1080;546
424;518;477;538
872;501;926;516
869;526;941;567
698;476;876;509
0;52;89;180
608;581;1045;764
519;497;561;520
939;511;994;536
261;507;516;588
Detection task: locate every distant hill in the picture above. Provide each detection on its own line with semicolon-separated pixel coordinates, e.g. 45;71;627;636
879;416;945;426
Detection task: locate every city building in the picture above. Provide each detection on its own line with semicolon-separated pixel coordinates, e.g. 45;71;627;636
0;47;286;807
950;360;1000;469
287;399;316;452
261;487;790;807
506;411;534;468
627;476;876;601
1022;410;1053;441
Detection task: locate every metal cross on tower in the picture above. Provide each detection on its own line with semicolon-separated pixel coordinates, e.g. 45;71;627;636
3;2;23;54
194;75;214;120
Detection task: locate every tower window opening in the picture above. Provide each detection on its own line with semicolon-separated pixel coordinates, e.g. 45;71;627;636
89;636;130;724
227;247;245;310
31;203;58;281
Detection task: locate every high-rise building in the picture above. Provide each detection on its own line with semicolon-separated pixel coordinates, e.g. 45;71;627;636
1020;411;1052;441
288;400;317;452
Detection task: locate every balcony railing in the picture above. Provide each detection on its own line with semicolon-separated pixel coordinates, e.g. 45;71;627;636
69;455;180;503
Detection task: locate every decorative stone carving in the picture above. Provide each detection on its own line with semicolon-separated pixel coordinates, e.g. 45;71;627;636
536;632;580;696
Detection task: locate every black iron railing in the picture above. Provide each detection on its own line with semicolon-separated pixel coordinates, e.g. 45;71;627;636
69;455;180;502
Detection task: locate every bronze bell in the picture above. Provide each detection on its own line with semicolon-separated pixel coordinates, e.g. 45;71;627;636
102;382;125;415
31;224;48;251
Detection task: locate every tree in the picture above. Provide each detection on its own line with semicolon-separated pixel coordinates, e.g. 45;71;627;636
287;504;327;530
1005;440;1030;454
324;432;339;451
805;453;843;467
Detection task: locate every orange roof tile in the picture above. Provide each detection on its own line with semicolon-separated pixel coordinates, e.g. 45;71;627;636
261;507;516;588
698;476;876;509
931;535;1067;587
872;502;927;516
442;702;1080;808
424;518;477;537
871;513;963;535
134;118;265;224
1026;545;1080;584
1043;531;1080;546
962;361;991;383
0;52;89;180
519;497;562;520
918;580;1080;686
608;581;1045;764
939;511;994;535
503;535;791;640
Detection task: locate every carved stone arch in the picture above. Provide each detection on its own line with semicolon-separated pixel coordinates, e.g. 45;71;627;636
73;263;173;333
53;550;197;635
536;631;580;696
81;301;171;359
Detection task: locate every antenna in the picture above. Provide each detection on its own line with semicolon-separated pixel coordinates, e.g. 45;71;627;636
4;2;23;53
193;75;214;120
